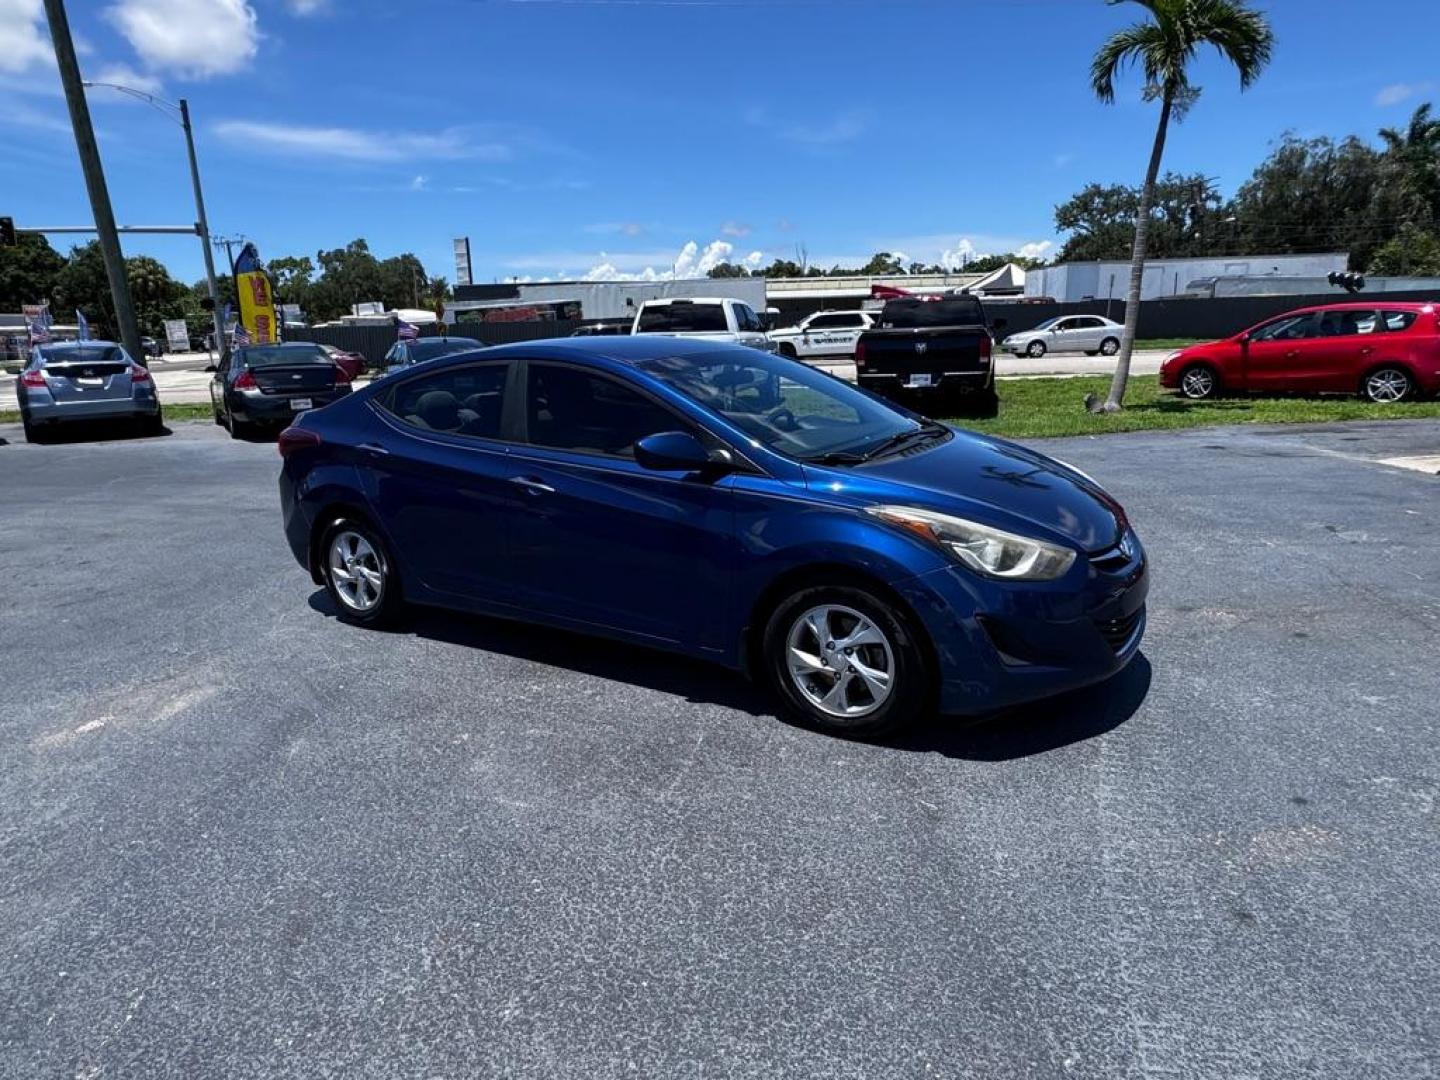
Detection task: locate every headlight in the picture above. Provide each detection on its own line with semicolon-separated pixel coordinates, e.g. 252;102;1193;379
1165;350;1183;363
866;505;1077;581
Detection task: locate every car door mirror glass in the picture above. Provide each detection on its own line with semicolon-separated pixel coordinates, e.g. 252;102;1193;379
635;431;713;472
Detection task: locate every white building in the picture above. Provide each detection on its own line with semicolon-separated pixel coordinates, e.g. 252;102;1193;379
1027;253;1350;302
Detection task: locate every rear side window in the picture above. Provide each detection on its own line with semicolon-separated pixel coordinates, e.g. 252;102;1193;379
809;313;860;329
1379;310;1418;333
637;303;729;333
1315;310;1379;337
383;363;509;439
880;298;985;329
525;364;685;458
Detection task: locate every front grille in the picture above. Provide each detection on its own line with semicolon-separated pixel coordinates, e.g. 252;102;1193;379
1089;532;1139;574
1095;607;1144;653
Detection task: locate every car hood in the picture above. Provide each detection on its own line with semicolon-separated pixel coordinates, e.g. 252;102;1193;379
804;429;1125;552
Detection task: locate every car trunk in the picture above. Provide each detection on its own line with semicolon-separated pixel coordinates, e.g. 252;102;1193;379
40;359;134;402
860;329;989;376
250;364;336;395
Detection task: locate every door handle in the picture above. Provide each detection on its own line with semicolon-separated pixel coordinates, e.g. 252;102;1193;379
1360;346;1374;355
357;442;389;455
508;475;555;495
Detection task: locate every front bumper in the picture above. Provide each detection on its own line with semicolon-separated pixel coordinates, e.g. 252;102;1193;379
894;533;1150;714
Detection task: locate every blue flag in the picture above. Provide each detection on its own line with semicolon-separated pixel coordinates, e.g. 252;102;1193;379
76;310;90;341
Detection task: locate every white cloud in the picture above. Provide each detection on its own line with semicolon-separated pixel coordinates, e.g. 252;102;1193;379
410;174;428;191
0;0;52;74
506;239;749;282
720;220;752;237
941;238;976;271
584;222;646;237
747;105;873;149
213;119;510;162
286;0;327;13
743;251;764;270
88;63;163;96
105;0;258;79
1375;81;1434;106
1016;240;1054;261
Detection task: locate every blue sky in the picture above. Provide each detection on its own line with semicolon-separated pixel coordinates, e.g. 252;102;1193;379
2;0;1437;286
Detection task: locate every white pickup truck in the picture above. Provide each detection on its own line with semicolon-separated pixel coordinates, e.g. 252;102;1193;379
630;297;774;351
767;309;877;361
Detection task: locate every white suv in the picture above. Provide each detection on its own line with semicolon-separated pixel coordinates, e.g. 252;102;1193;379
631;297;773;351
768;309;876;361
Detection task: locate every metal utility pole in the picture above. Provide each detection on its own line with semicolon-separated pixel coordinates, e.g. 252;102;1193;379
42;0;143;362
180;100;227;362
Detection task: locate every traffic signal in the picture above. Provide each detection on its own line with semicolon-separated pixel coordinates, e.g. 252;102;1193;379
1327;270;1366;294
0;217;15;246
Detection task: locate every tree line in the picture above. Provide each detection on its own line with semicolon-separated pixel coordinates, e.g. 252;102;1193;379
0;236;449;340
1052;103;1440;276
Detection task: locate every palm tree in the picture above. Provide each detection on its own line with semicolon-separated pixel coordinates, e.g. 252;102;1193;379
1087;0;1274;413
1378;103;1440;224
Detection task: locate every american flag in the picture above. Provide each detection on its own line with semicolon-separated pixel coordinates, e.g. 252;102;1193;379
233;321;250;345
397;320;420;341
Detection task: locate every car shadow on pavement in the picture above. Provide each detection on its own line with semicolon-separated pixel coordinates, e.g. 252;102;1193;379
307;590;773;715
24;419;171;444
885;654;1153;761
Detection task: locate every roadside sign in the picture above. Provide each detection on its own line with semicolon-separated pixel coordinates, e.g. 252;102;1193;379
164;318;190;353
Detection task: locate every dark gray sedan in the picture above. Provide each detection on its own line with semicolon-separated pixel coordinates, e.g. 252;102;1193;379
15;341;162;443
210;342;353;438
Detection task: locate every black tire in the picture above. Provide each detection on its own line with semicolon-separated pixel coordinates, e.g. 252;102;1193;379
226;406;251;440
22;417;43;444
778;342;798;360
1026;340;1046;358
1178;363;1220;400
317;517;403;628
1361;366;1413;403
139;411;165;437
1100;337;1120;356
762;584;930;739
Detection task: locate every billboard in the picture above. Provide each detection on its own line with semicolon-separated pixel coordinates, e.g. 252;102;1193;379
454;237;473;287
234;243;278;344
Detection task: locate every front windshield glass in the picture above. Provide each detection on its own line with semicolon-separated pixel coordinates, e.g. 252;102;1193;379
636;349;922;462
1031;317;1061;331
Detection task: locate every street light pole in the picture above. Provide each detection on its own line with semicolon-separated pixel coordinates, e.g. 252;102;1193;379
41;0;143;362
180;100;227;363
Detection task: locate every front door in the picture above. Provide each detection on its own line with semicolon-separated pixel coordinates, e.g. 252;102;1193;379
360;360;519;604
1242;312;1319;391
505;360;734;649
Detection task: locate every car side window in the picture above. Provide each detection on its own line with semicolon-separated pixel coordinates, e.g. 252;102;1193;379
524;363;689;459
1378;310;1418;333
1315;310;1379;337
1251;314;1316;342
381;363;510;439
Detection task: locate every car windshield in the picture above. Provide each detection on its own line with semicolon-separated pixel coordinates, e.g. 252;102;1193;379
41;346;125;366
402;338;483;364
241;345;328;366
636;349;925;462
637;303;729;333
1030;317;1062;331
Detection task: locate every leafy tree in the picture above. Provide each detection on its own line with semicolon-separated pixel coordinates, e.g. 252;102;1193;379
0;233;66;311
1055;173;1229;262
859;252;905;276
1378;103;1440;228
52;241;115;331
1088;0;1274;413
755;258;805;278
707;263;749;278
1368;225;1440;276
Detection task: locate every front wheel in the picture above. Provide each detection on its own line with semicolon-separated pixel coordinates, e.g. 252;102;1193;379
1362;366;1413;403
777;343;798;360
319;518;403;628
763;585;929;739
1100;337;1120;356
1026;340;1046;358
1179;364;1219;400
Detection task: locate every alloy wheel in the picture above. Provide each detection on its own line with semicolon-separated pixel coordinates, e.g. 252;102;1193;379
1365;369;1410;403
1181;367;1215;399
1101;338;1120;356
1026;341;1046;358
328;529;385;612
784;604;896;719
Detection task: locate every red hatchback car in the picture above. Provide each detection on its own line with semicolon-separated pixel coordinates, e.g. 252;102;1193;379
1160;302;1440;403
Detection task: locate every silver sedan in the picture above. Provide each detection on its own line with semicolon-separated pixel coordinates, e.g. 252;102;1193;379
1002;315;1125;358
15;340;163;443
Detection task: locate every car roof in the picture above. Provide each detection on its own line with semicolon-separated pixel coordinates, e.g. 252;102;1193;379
238;341;324;349
1294;301;1434;312
639;296;738;305
412;334;764;373
39;339;121;350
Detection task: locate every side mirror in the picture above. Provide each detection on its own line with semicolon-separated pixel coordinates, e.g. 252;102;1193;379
1238;332;1251;344
635;431;715;473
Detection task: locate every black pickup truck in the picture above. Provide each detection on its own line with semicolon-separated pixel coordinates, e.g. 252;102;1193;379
853;295;1001;415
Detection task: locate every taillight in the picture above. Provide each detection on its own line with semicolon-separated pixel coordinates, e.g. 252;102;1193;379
233;368;257;390
277;426;322;459
129;364;151;382
854;341;867;370
19;369;45;387
332;363;352;384
979;334;992;362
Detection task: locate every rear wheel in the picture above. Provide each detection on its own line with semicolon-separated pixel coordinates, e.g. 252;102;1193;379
22;417;43;444
763;585;929;739
1179;364;1219;400
1362;366;1413;403
319;518;403;628
139;411;165;436
1026;340;1046;358
225;405;251;439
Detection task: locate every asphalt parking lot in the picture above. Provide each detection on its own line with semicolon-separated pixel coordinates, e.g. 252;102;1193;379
1;417;1437;1078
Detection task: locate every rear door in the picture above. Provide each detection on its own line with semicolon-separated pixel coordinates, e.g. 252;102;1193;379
362;359;518;604
39;346;134;403
503;360;734;648
1306;309;1381;391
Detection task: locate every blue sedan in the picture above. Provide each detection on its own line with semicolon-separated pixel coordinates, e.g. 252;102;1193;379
277;338;1147;738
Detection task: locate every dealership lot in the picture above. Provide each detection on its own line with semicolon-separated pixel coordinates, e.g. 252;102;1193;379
1;419;1437;1078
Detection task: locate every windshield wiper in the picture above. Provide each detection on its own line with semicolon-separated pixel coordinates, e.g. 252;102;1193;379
855;420;950;462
